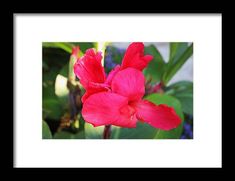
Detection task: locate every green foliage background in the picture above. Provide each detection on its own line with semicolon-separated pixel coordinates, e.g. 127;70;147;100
42;42;193;139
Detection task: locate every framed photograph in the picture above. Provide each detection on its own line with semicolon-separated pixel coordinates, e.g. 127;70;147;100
14;14;222;167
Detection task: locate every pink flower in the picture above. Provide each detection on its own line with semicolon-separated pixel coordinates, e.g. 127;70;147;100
73;48;109;102
73;48;105;89
74;42;181;130
82;68;181;130
121;42;153;71
105;42;153;85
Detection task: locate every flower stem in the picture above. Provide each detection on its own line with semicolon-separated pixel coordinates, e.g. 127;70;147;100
103;125;111;139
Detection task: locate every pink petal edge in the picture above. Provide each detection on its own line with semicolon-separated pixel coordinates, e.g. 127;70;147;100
134;100;182;130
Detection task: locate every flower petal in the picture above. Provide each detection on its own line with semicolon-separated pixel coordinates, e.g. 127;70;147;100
134;100;182;130
74;48;105;89
82;92;130;127
105;65;121;86
85;48;102;63
81;82;110;103
111;68;145;101
121;42;153;71
113;104;137;128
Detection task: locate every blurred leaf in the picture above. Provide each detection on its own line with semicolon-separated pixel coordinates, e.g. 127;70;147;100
162;43;193;85
43;48;70;70
144;93;184;139
42;44;71;123
54;131;72;139
111;122;157;139
144;45;166;83
166;81;193;93
176;96;193;115
166;81;193;115
43;68;58;82
43;99;63;120
53;131;85;139
79;116;85;131
42;121;52;139
169;43;188;65
71;42;94;53
43;70;58;121
59;63;69;77
154;123;183;139
42;69;66;110
43;83;56;100
85;123;104;139
74;131;85;139
43;67;58;101
43;61;49;70
43;42;74;54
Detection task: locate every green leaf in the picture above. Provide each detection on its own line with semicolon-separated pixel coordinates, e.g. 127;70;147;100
43;67;59;102
43;48;70;69
111;122;157;139
85;123;104;139
43;66;70;120
176;96;193;115
43;42;74;54
144;94;184;139
166;81;193;92
166;81;193;115
42;121;52;139
59;63;69;77
43;69;58;83
53;131;85;139
53;131;72;139
162;43;193;85
43;82;56;100
169;43;188;65
43;61;49;70
154;123;183;139
71;42;94;53
74;131;85;139
43;98;63;120
143;45;166;83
